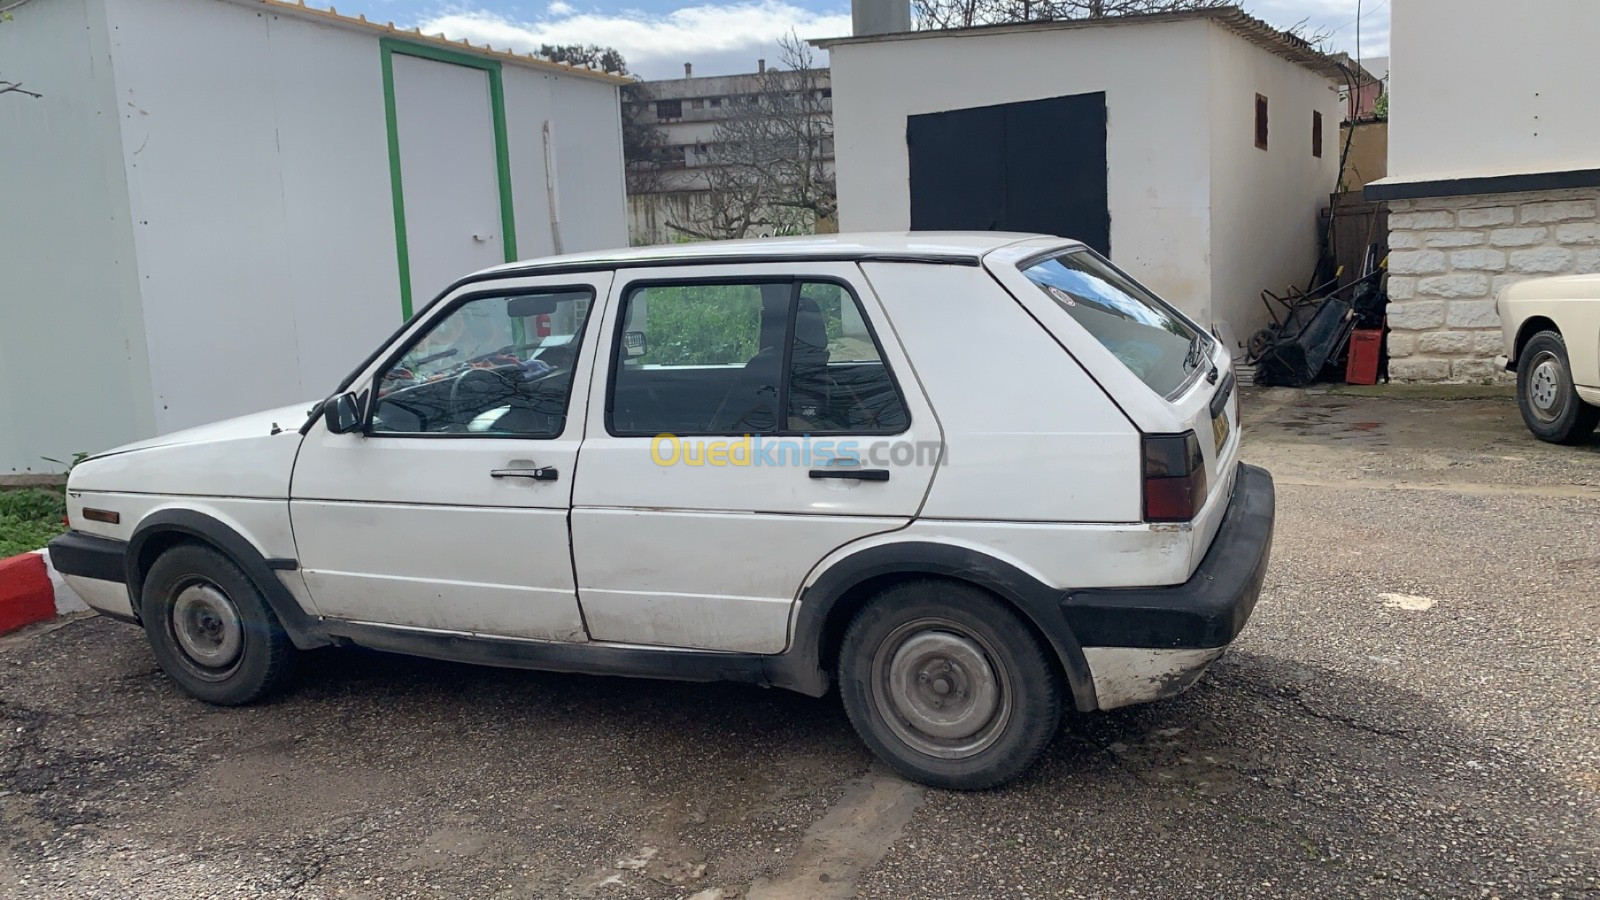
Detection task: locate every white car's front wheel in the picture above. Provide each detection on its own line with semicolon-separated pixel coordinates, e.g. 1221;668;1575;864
1517;330;1600;444
141;544;298;705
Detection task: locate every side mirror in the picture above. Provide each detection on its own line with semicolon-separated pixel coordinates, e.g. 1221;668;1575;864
323;392;362;434
622;331;648;359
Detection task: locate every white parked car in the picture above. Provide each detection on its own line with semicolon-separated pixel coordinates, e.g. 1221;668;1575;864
1498;274;1600;443
48;234;1274;789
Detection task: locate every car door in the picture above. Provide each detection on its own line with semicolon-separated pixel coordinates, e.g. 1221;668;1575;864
570;262;941;654
289;273;609;641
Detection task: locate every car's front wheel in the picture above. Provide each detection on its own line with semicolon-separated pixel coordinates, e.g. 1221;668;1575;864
837;581;1062;790
140;543;297;705
1517;330;1600;444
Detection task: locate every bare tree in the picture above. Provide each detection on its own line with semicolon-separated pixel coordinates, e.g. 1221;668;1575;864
673;32;835;239
1;0;41;99
913;0;1229;29
620;81;671;195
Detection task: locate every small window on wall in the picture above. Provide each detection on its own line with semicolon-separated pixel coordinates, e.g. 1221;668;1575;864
1312;110;1324;158
656;99;683;120
1255;94;1269;151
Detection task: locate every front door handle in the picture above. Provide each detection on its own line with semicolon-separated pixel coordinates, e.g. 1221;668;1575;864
809;468;890;482
491;467;558;482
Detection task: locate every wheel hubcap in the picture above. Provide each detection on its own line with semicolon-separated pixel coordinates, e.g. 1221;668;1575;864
1528;351;1567;422
872;620;1009;759
171;583;244;669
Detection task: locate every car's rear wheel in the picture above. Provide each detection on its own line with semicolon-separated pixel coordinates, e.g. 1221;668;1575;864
837;581;1062;790
1517;330;1600;444
141;543;297;705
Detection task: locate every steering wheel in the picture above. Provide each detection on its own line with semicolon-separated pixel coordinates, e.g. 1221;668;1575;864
447;366;521;428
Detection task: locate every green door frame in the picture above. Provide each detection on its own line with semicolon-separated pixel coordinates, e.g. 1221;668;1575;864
380;38;519;320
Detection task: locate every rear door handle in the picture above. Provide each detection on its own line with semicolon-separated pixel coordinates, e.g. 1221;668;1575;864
809;468;890;482
491;467;558;481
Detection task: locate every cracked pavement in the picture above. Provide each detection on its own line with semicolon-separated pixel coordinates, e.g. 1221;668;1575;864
3;386;1598;898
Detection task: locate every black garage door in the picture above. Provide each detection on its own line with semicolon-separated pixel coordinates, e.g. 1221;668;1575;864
906;92;1110;255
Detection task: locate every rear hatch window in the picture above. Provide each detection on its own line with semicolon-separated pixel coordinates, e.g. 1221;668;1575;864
1021;250;1208;398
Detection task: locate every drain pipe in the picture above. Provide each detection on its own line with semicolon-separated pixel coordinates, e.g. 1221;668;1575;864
543;120;564;254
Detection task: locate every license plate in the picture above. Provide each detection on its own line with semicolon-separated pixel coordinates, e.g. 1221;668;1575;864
1211;410;1232;452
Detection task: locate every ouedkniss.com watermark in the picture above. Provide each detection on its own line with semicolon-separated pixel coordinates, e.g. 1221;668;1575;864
649;434;943;467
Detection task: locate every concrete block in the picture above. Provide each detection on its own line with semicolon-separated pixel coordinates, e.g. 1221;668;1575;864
1457;207;1516;228
1509;247;1574;274
1520;199;1597;224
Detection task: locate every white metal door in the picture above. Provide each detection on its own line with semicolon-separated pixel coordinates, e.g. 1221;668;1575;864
289;273;610;641
570;263;942;654
391;53;505;307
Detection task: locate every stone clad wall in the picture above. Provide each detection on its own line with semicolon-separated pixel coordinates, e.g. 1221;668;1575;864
1384;187;1600;381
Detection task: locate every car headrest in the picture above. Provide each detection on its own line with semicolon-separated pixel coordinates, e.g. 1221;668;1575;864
794;297;829;367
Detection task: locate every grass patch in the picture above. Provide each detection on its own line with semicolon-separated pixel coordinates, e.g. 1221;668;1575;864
0;488;67;557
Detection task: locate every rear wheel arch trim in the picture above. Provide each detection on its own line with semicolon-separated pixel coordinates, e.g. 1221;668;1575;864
774;541;1099;711
127;510;329;649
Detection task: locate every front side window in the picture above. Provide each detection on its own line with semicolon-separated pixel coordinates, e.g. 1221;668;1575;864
609;280;907;436
371;289;592;436
1022;250;1206;398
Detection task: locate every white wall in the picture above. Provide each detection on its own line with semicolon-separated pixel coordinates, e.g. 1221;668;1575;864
1205;22;1343;348
0;0;155;474
100;0;625;436
504;67;627;258
828;20;1215;320
103;0;401;434
1389;0;1600;180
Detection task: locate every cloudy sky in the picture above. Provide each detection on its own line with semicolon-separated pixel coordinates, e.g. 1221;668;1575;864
346;0;1388;79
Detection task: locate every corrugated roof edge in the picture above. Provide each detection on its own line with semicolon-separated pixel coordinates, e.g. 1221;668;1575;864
811;6;1348;82
250;0;634;85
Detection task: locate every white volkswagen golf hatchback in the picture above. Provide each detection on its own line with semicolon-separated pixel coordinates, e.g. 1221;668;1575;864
50;234;1274;789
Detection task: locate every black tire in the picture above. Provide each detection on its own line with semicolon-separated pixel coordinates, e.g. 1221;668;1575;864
140;543;297;705
837;581;1062;790
1517;330;1600;444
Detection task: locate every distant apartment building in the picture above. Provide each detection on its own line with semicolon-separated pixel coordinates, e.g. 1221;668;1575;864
623;63;834;245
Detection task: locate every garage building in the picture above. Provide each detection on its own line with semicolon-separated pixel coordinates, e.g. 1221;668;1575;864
816;5;1346;351
0;0;628;476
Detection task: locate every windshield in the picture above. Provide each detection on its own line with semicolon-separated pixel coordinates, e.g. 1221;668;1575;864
1021;249;1206;397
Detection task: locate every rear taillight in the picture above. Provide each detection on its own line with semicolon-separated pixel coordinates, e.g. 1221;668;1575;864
1143;432;1207;522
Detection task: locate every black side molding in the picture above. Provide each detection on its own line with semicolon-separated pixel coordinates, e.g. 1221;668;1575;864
326;621;771;687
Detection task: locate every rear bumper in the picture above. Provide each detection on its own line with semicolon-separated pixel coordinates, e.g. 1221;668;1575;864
47;531;137;623
1061;463;1275;708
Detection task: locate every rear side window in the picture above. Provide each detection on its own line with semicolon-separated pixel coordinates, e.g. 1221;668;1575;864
1022;250;1206;398
609;280;908;436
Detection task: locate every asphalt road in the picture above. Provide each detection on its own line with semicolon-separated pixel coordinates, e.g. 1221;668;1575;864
3;387;1597;898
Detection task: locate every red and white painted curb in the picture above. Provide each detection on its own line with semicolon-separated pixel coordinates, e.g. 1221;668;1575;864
0;549;89;635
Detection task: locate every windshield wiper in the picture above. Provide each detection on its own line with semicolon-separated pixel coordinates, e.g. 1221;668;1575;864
1183;334;1206;372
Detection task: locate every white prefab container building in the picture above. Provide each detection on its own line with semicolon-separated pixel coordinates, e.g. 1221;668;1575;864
816;8;1345;349
0;0;628;475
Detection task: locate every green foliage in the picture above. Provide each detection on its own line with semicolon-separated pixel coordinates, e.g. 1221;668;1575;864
1373;92;1388;121
635;286;764;366
538;44;627;75
0;489;66;557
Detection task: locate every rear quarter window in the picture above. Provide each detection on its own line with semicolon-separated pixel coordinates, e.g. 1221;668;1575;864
1021;250;1207;397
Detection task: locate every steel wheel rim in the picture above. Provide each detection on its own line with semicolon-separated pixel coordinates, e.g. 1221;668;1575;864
170;581;245;677
1528;350;1567;422
870;618;1009;760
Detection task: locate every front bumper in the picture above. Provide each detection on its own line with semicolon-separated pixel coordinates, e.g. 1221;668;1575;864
47;531;137;622
1061;463;1276;708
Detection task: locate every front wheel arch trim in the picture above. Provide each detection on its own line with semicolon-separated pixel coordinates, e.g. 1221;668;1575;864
127;510;329;650
769;542;1099;712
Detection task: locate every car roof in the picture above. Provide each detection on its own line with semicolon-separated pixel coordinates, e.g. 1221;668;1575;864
473;232;1082;279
